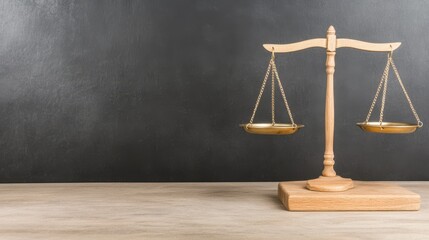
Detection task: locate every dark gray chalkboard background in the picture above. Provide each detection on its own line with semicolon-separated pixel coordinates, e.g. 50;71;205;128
0;0;428;182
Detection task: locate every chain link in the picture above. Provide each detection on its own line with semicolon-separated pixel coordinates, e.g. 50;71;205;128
365;54;390;123
390;57;423;127
248;55;273;124
271;56;276;125
379;54;391;126
272;59;296;126
248;51;296;126
365;52;423;128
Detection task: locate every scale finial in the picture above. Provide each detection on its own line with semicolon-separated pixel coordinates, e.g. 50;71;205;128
327;25;336;35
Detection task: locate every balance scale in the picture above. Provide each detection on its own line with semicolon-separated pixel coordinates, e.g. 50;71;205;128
241;26;423;211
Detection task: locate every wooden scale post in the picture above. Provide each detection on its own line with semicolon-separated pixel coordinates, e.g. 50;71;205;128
242;26;422;211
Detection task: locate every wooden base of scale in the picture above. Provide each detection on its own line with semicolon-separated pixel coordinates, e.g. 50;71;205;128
278;180;420;211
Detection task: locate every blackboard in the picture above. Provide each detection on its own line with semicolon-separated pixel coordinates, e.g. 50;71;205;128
0;0;428;182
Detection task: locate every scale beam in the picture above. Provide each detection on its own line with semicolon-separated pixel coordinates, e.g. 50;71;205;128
263;38;401;53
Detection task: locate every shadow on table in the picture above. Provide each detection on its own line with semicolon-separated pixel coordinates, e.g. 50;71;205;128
265;193;285;210
196;184;285;210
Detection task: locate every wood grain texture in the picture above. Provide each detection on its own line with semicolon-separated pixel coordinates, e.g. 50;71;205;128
280;181;420;211
306;176;354;192
0;182;428;239
322;26;337;178
262;38;326;53
337;39;401;51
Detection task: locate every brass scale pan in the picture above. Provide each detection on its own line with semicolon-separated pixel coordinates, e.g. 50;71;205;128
241;122;419;135
356;122;421;134
240;123;304;135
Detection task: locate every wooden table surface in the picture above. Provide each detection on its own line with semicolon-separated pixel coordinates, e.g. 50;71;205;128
0;182;427;239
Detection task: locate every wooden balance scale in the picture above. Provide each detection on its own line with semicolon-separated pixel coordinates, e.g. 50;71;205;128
241;26;423;211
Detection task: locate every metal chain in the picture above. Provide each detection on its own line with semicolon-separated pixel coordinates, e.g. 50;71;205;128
248;51;296;126
272;59;296;126
365;54;390;123
379;54;391;125
390;57;423;127
365;52;423;128
248;55;273;124
271;57;276;125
